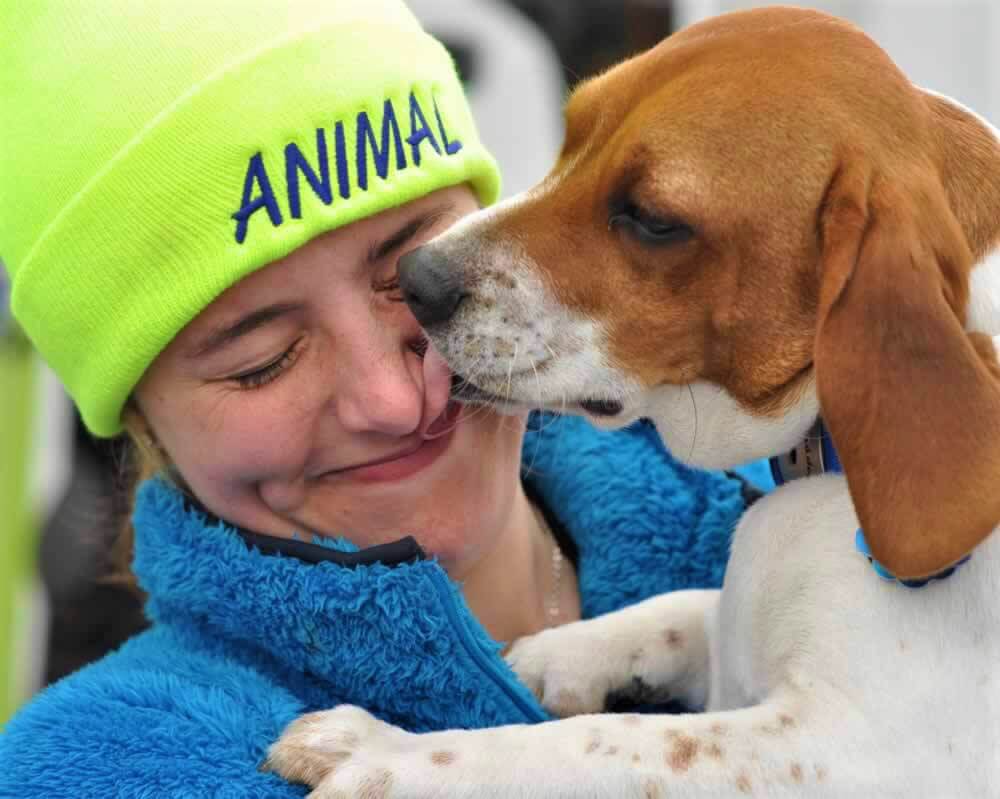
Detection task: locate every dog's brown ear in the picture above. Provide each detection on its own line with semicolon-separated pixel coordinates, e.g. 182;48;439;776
815;161;1000;579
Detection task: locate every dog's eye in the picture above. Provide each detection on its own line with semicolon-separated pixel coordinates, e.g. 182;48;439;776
610;202;693;246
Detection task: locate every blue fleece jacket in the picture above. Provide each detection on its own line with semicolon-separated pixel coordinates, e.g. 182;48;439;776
0;416;757;798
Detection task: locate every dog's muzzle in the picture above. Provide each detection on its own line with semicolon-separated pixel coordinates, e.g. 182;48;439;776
398;245;467;329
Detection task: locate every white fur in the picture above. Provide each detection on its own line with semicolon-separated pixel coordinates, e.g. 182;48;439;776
636;381;821;470
268;89;1000;796
269;315;1000;797
969;249;1000;335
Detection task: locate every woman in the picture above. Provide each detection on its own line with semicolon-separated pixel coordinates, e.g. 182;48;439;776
0;1;754;795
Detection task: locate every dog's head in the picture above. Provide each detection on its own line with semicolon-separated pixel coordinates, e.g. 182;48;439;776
399;7;1000;578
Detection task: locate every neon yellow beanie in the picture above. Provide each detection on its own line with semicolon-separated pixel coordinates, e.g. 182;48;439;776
0;0;500;437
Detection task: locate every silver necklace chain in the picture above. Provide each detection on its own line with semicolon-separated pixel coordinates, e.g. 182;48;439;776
533;505;564;627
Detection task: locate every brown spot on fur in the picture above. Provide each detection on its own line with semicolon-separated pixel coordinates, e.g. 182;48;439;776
710;723;728;736
664;728;681;740
815;765;828;781
431;751;456;766
496;273;518;290
778;714;796;729
790;763;804;782
632;753;642;764
757;724;781;736
736;772;753;794
663;628;685;649
643;778;664;799
898;640;907;652
667;734;700;773
585;729;603;755
622;714;642;726
358;768;394;799
604;746;620;756
706;742;724;760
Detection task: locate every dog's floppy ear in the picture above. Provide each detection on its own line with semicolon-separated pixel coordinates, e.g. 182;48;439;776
815;160;1000;579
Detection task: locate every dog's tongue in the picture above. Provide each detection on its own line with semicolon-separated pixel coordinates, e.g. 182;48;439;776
420;341;462;440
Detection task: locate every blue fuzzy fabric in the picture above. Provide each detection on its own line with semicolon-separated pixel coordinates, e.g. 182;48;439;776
1;415;752;798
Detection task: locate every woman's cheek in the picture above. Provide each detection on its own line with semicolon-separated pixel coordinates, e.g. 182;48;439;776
176;394;314;494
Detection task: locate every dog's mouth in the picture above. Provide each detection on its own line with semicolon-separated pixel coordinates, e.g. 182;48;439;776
449;373;509;405
578;399;625;417
450;374;626;418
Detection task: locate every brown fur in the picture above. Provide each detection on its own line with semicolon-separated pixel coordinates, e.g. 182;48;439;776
462;8;1000;578
815;162;1000;576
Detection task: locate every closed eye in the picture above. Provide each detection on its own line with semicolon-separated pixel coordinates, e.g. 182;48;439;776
609;201;694;246
230;339;303;390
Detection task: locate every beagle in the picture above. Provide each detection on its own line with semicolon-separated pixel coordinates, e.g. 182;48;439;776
268;8;1000;797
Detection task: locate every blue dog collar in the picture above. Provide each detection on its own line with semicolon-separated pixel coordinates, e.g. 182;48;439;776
853;529;971;588
769;419;969;588
769;418;843;486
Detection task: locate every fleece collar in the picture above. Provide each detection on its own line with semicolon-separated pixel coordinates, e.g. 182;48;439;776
129;414;745;729
132;476;548;730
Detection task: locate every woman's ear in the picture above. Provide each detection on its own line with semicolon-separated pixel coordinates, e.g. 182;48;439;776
815;161;1000;579
122;401;170;479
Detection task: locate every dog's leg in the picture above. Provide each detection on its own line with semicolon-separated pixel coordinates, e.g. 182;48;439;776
506;589;719;716
267;693;863;799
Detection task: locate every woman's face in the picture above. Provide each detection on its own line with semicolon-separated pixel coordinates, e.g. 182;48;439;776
136;185;526;574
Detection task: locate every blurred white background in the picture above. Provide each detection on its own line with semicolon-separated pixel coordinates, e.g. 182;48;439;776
676;0;1000;124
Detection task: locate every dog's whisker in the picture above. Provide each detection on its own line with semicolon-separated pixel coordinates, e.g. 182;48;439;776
506;341;519;403
522;353;548;477
687;383;699;463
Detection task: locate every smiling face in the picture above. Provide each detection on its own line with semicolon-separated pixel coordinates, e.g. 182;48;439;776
134;185;528;573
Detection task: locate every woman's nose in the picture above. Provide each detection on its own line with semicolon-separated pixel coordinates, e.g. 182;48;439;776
334;346;424;437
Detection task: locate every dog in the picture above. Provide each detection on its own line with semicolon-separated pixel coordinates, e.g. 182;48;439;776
267;7;1000;797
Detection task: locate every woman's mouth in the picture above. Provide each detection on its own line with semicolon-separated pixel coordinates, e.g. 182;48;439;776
320;400;464;484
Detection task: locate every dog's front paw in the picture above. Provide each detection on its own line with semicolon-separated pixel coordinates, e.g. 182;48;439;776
506;621;625;717
265;705;411;797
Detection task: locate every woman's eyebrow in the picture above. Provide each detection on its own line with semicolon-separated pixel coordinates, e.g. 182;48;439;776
187;302;304;360
366;202;456;266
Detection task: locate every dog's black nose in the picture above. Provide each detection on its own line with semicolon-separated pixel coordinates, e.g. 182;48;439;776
397;245;466;328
